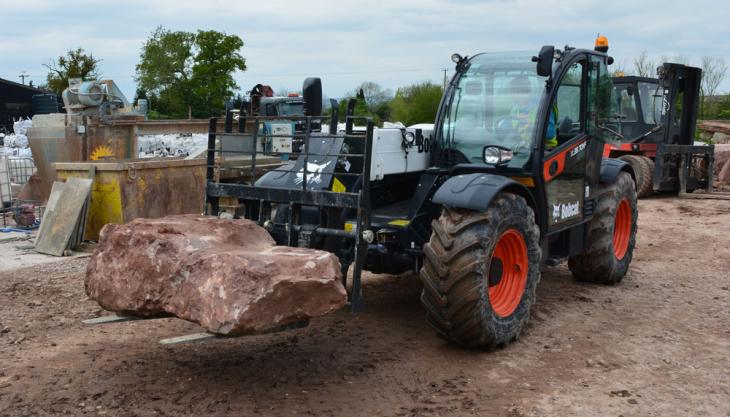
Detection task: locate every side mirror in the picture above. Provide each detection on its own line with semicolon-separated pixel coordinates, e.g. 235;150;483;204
534;46;554;77
302;77;322;116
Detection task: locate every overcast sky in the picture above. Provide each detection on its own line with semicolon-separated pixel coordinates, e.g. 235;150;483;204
2;0;728;101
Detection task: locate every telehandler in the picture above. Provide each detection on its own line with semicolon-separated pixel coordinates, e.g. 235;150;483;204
205;40;638;349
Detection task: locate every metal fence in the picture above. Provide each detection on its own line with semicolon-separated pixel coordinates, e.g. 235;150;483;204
1;156;36;206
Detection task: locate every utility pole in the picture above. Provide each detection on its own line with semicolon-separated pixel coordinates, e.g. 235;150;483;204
442;68;448;90
19;71;28;85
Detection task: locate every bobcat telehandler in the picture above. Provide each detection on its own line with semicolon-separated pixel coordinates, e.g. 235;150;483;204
203;41;638;349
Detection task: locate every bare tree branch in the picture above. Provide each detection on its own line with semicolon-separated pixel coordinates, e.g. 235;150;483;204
633;51;655;77
701;56;728;98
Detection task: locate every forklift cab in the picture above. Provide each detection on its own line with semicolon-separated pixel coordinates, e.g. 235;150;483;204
610;76;665;142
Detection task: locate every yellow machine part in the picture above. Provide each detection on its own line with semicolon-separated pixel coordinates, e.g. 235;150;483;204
56;170;125;240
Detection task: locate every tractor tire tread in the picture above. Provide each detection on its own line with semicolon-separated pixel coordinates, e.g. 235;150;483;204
419;193;541;349
620;155;653;198
568;171;637;284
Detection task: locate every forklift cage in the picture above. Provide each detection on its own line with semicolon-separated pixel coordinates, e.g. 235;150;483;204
204;110;375;311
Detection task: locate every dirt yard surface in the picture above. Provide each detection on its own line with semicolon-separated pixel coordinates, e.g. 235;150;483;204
1;197;728;417
0;231;91;273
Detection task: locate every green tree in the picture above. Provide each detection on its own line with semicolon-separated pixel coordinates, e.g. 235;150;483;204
333;82;394;125
136;27;195;118
389;81;443;126
43;48;101;94
134;87;148;102
135;27;246;119
189;30;246;117
716;94;730;120
355;81;393;108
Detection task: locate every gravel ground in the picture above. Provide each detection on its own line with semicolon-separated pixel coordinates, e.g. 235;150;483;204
0;197;728;416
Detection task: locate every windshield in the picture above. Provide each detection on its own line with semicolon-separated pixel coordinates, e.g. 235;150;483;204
442;52;547;166
278;101;305;116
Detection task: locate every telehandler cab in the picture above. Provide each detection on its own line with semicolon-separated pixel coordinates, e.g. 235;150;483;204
206;42;638;349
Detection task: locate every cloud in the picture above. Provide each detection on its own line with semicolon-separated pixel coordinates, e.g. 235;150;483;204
1;0;728;99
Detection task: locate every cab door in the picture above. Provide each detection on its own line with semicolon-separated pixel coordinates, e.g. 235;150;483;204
542;59;589;231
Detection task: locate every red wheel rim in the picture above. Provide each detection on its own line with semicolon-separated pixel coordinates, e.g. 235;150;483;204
613;199;631;260
488;229;529;318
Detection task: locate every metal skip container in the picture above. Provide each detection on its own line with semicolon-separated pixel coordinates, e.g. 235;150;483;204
53;158;206;240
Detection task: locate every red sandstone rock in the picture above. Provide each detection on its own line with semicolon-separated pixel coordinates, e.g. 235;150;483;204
719;158;730;184
714;144;730;175
85;215;346;335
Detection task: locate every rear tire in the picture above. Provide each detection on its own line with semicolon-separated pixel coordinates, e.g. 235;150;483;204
619;155;653;198
636;156;656;194
419;193;541;349
568;171;637;284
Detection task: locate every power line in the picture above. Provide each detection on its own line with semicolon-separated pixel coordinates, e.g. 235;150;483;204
239;67;442;78
2;67;443;80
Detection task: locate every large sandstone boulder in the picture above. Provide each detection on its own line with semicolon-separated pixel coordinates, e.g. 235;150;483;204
714;144;730;175
719;159;730;184
85;215;346;335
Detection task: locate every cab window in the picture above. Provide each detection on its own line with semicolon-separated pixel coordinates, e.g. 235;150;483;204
587;56;616;143
550;62;585;148
613;85;638;122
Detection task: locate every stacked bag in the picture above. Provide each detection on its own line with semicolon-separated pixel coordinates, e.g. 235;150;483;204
1;118;33;158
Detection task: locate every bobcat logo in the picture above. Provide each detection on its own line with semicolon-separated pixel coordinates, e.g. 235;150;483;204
552;201;581;223
552;203;561;220
295;161;331;185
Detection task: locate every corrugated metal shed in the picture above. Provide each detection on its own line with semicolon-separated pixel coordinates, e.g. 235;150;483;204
0;78;50;132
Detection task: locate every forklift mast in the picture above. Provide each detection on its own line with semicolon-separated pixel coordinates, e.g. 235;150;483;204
658;63;702;146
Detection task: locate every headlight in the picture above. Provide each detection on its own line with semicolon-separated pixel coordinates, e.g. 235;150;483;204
404;131;415;145
483;146;513;165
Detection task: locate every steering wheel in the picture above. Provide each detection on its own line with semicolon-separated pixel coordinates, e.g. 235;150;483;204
495;116;524;144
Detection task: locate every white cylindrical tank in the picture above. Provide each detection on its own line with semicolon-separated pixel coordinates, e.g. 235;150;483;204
77;81;104;106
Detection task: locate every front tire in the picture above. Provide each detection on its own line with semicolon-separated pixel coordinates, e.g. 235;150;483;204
568;171;637;284
419;193;541;350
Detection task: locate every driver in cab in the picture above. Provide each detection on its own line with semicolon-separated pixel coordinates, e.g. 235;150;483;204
503;76;558;150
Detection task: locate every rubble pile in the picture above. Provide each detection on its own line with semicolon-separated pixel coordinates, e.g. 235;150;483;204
699;120;730;144
137;133;208;158
85;215;346;335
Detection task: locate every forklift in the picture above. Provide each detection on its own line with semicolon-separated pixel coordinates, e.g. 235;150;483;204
205;40;639;349
605;63;715;197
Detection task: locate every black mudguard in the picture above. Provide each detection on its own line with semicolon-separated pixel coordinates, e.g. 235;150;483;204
432;173;537;219
600;158;635;184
